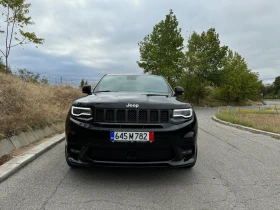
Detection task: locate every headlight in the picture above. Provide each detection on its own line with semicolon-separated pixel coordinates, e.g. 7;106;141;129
71;106;92;117
173;108;192;118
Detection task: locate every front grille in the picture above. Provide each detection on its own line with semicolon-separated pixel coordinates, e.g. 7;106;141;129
92;123;163;129
94;109;170;123
160;111;169;122
106;110;114;122
96;110;104;121
150;110;158;122
139;110;148;122
128;110;137;122
117;110;125;122
89;148;174;162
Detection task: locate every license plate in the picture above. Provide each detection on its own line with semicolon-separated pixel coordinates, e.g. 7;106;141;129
110;132;154;142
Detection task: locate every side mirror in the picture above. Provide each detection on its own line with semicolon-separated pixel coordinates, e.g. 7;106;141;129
82;85;92;95
174;86;184;96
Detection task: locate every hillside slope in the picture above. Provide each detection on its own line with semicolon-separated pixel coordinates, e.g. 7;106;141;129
0;73;83;139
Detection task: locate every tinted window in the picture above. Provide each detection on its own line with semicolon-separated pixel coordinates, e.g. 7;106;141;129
94;75;172;94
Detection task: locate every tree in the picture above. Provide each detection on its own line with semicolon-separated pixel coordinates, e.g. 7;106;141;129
260;83;274;98
273;76;280;95
16;68;40;83
137;9;184;87
0;57;11;73
179;71;210;104
185;28;228;86
181;28;228;104
218;50;261;103
84;80;88;86
40;76;49;85
0;0;44;73
79;79;85;88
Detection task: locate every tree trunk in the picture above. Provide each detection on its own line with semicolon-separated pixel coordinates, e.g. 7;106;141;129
237;97;241;105
227;94;230;105
196;96;200;106
5;56;8;74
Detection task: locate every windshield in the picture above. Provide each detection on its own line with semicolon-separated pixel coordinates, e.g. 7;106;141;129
94;75;173;94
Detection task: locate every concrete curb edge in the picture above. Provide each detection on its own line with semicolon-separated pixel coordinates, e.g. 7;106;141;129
0;133;65;183
212;116;280;139
0;123;64;158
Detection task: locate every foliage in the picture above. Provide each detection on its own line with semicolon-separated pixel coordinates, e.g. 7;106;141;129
185;28;228;86
79;79;85;88
264;93;278;99
40;76;49;85
137;10;184;87
260;76;280;99
261;84;274;97
179;71;210;104
274;76;280;94
0;57;11;73
181;28;228;105
13;68;49;84
0;0;44;72
217;50;262;103
16;68;39;83
182;28;261;105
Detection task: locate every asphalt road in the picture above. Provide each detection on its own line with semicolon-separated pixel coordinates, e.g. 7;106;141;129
1;107;280;210
265;99;280;106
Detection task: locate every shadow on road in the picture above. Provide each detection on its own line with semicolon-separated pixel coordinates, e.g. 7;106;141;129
66;166;198;187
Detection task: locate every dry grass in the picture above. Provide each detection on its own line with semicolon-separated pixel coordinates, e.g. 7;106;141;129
0;155;10;165
216;109;280;134
0;73;83;139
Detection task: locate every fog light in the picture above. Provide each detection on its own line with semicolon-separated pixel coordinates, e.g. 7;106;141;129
181;149;192;156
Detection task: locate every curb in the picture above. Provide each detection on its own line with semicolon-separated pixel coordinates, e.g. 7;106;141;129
0;133;65;183
0;123;64;158
212;116;280;139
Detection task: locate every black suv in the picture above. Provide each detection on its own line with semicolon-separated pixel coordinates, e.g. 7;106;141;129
65;74;198;168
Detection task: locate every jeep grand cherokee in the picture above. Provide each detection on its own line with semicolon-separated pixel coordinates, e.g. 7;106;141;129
65;74;198;168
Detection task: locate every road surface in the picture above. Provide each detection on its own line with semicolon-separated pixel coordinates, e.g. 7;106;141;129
0;107;280;210
265;99;280;106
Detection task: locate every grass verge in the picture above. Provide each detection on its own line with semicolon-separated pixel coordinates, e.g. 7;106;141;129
0;73;83;140
215;108;280;134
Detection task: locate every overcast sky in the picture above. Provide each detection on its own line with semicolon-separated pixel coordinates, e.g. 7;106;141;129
2;0;280;86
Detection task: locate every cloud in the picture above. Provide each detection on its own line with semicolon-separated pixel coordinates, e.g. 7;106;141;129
1;0;279;85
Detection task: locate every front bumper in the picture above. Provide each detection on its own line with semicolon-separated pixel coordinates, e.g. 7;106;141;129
65;114;198;168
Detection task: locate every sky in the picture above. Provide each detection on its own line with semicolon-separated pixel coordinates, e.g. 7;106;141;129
1;0;280;86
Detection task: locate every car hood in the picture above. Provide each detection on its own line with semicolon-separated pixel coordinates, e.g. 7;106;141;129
73;92;191;109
